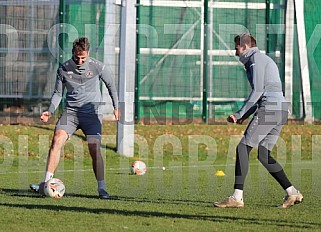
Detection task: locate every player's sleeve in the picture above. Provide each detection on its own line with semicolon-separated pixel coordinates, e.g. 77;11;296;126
47;70;65;114
233;59;264;120
100;64;119;109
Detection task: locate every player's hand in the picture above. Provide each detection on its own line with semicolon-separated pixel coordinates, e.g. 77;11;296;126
40;111;51;123
227;114;237;123
114;108;121;121
236;118;244;124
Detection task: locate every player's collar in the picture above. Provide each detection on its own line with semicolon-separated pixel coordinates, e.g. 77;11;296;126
239;47;259;64
70;57;90;74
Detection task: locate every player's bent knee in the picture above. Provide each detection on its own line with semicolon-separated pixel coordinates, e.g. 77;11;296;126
54;129;68;137
52;130;68;146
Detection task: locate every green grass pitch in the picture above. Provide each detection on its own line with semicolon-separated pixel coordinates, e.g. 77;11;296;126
0;123;320;231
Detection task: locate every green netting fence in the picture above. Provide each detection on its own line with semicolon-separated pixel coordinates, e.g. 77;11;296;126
135;0;287;122
0;1;59;119
0;0;321;123
304;0;321;119
0;0;118;123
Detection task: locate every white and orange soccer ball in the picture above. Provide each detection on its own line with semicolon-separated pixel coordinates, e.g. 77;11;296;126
130;160;147;175
44;178;65;199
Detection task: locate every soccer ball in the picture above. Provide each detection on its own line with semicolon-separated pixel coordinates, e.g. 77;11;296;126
130;160;147;175
44;178;65;198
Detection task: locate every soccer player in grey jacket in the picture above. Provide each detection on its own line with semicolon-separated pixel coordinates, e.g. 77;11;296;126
214;33;303;208
30;37;120;199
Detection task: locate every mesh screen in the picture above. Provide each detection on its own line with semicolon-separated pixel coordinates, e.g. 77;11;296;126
0;1;59;113
136;0;286;120
304;0;321;119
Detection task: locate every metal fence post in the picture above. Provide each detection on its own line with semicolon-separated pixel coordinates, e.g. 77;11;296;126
202;0;209;123
59;0;66;111
135;0;141;123
117;0;136;157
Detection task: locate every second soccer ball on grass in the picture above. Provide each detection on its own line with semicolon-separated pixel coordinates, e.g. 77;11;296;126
130;161;147;175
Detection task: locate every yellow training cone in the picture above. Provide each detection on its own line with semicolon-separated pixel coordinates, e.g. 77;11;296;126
215;170;225;176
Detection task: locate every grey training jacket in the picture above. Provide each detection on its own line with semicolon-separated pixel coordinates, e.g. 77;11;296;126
48;57;119;115
234;47;288;120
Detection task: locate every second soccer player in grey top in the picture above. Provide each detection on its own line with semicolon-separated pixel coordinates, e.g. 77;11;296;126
214;33;303;208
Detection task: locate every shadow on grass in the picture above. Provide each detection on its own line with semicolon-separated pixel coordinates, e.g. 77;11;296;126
31;125;117;152
66;193;213;207
1;188;107;200
0;188;45;198
0;188;212;206
0;188;319;229
0;199;319;229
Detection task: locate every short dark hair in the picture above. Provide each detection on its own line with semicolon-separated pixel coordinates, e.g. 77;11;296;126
234;33;257;47
72;37;90;53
